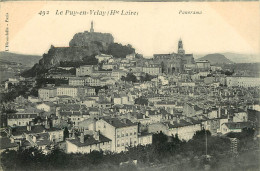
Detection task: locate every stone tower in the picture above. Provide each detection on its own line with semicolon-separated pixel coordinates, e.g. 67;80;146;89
90;21;94;33
178;38;185;55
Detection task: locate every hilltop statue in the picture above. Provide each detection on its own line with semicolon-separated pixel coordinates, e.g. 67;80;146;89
90;21;94;33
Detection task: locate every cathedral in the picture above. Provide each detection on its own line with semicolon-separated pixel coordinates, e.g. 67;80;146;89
153;39;195;74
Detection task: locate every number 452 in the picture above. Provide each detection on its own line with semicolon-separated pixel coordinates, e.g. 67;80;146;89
38;11;49;16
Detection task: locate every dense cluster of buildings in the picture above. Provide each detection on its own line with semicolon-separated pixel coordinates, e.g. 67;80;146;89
1;25;259;155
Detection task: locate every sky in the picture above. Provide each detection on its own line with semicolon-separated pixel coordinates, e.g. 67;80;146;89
0;1;259;57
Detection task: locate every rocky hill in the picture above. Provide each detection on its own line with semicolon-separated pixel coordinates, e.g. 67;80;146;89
69;31;114;48
22;30;134;77
39;31;114;69
197;53;234;65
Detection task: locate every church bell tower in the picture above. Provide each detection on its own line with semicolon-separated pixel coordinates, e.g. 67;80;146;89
178;38;185;55
90;21;94;33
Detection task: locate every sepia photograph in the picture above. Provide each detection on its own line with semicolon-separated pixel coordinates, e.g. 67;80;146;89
0;1;259;170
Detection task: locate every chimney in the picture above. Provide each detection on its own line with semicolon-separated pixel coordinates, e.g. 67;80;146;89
45;121;50;129
123;118;127;124
80;132;84;143
27;124;31;131
145;110;149;116
218;107;221;118
72;130;75;139
225;108;228;115
94;131;100;141
93;119;96;131
45;117;50;129
8;128;12;135
177;117;180;124
33;136;37;143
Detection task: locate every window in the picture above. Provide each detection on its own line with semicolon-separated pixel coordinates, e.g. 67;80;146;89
134;132;136;135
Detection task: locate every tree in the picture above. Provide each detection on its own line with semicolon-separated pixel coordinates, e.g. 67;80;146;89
64;127;69;140
135;96;148;106
224;70;233;76
192;129;211;140
153;132;168;145
107;43;135;58
121;73;137;82
140;73;155;82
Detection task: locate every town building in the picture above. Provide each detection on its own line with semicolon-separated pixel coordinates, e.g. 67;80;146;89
66;131;112;154
96;118;139;153
142;64;162;75
95;54;113;63
76;65;94;77
153;39;195;74
226;76;260;88
196;60;211;70
38;87;57;101
220;122;253;134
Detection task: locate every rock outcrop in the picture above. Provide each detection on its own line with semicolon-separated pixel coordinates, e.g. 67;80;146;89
22;30;135;77
69;31;114;49
39;31;114;69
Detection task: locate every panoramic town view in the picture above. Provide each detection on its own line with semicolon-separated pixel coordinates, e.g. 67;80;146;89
0;1;259;169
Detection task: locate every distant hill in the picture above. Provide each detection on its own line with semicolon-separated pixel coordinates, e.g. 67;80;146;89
222;52;260;63
195;52;260;63
197;53;234;65
0;52;42;67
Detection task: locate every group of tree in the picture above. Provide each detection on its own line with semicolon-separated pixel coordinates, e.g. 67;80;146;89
106;43;135;58
139;73;155;82
35;77;69;88
0;84;31;103
59;54;98;67
134;96;149;106
121;73;156;83
2;129;258;171
121;73;137;83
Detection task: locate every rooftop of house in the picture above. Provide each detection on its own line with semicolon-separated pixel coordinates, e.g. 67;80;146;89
7;114;38;119
11;125;46;136
103;118;137;128
60;111;81;116
139;132;153;137
194;105;203;111
0;137;18;150
11;125;62;136
39;87;56;90
33;132;52;146
67;134;111;147
224;122;253;130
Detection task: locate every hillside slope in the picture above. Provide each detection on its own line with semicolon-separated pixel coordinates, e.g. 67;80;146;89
0;52;41;67
197;53;234;64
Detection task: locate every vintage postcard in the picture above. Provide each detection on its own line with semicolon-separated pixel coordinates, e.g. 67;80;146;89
0;1;259;171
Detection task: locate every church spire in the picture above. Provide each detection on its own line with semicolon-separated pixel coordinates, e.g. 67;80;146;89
178;38;185;55
90;21;94;33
